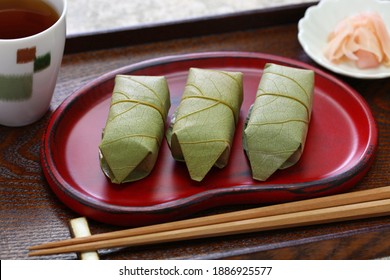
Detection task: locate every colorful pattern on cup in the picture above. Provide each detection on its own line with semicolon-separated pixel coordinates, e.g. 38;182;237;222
0;47;51;101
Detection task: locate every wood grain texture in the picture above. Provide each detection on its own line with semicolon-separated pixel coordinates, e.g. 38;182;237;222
1;14;389;259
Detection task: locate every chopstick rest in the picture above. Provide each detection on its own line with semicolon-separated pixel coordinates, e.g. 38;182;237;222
69;217;99;260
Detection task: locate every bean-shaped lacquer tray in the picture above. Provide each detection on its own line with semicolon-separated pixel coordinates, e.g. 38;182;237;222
41;52;377;226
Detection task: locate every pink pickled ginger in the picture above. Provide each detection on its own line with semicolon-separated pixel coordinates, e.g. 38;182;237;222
324;12;390;69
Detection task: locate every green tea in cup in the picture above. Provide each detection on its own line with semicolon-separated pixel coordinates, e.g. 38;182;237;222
0;0;60;39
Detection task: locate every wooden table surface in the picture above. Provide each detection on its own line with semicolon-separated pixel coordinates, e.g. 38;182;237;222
1;4;389;260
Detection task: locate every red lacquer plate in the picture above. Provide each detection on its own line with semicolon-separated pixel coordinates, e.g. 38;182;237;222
42;52;377;226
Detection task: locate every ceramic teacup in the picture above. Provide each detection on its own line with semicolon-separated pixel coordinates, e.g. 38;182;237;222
0;0;67;127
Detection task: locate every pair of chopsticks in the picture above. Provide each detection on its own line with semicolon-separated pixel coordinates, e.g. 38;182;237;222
29;186;390;257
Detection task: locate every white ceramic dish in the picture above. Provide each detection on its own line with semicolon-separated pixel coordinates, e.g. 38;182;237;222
298;0;390;79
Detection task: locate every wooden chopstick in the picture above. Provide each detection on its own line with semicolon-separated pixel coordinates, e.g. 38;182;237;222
28;186;390;257
30;186;390;250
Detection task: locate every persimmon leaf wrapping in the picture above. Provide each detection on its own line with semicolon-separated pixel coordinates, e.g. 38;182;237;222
167;68;243;182
99;75;170;184
243;63;314;181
